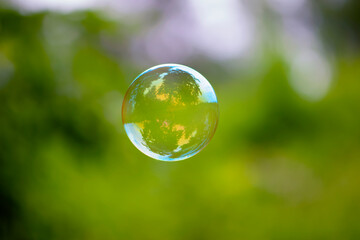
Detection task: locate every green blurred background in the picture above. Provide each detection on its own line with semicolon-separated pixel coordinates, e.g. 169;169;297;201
1;0;360;239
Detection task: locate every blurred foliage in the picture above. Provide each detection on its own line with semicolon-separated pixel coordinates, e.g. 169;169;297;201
0;2;360;240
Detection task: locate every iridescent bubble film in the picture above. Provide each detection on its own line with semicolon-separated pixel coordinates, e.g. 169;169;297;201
122;64;219;161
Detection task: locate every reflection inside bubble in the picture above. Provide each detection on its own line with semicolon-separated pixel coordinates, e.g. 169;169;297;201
122;64;219;161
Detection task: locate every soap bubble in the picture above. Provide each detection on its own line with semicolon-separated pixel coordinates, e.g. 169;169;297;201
122;64;219;161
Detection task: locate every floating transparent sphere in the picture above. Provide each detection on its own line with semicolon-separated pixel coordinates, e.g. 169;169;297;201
122;64;219;161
